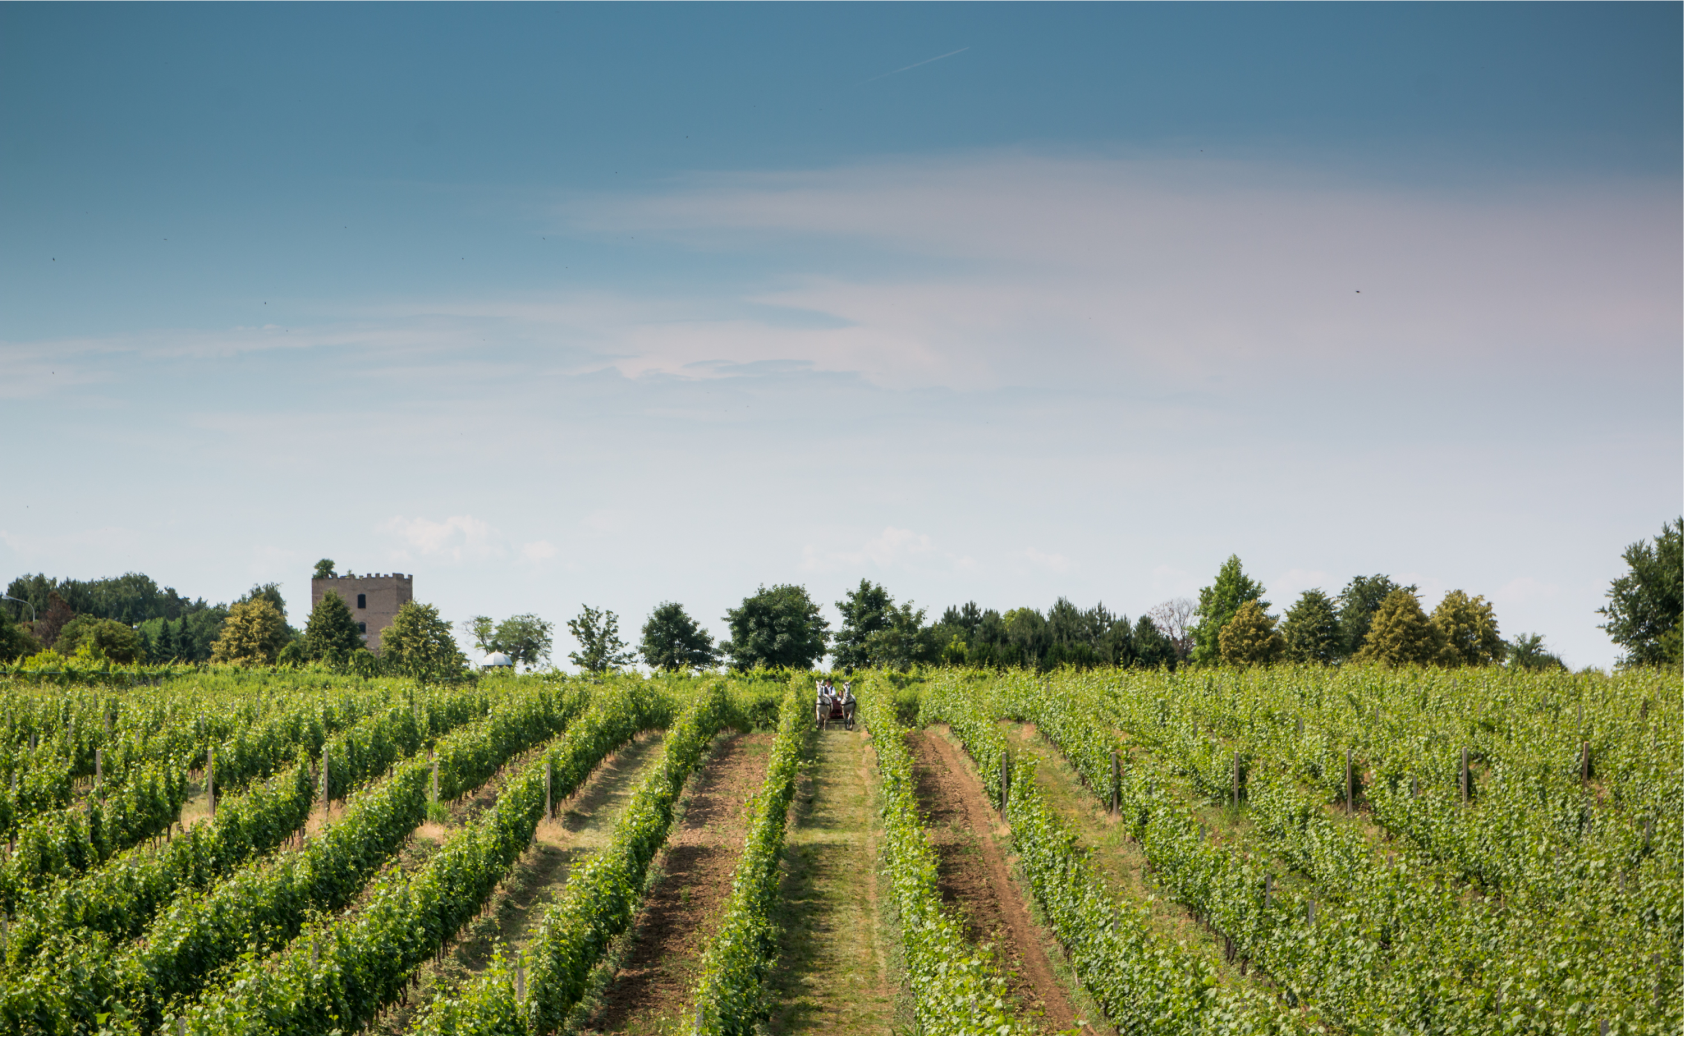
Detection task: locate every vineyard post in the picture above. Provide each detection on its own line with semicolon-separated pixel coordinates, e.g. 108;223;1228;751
1307;899;1315;926
1643;816;1654;852
545;758;552;819
103;707;110;739
1264;873;1273;908
1295;717;1303;738
1000;749;1010;815
322;744;331;815
1460;748;1469;806
430;751;438;804
95;748;102;788
1581;741;1591;782
208;746;215;816
1111;749;1121;814
1233;750;1242;805
515;963;526;1000
1345;749;1354;812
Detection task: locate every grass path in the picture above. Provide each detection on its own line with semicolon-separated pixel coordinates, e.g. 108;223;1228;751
765;727;899;1036
370;732;668;1035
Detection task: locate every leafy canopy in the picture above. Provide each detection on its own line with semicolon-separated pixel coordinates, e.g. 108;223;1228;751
639;602;718;672
305;590;363;662
568;605;633;674
211;598;289;666
1282;589;1343;665
1337;574;1416;657
1219;599;1284;666
1192;555;1268;665
495;614;554;668
721;584;830;671
1598;517;1682;668
312;559;337;580
381;601;467;679
1353;588;1445;667
832;580;895;670
1431;590;1504;667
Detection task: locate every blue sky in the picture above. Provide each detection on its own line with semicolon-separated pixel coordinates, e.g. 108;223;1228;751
3;2;1679;668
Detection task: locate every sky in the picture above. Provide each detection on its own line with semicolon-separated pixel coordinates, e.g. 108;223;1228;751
2;2;1679;670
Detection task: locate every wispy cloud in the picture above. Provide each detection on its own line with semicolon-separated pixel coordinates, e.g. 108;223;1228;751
860;47;969;85
379;515;500;563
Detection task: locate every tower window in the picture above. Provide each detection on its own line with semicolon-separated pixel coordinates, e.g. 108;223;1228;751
359;621;367;633
357;593;367;609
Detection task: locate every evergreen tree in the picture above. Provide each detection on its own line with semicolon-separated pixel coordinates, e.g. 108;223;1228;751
833;580;895;670
1431;590;1504;666
382;601;468;679
1192;556;1268;665
1337;575;1416;657
1132;614;1177;669
639;602;717;672
1282;589;1343;664
1353;588;1446;667
721;584;830;671
155;618;177;661
1219;600;1284;666
305;591;364;663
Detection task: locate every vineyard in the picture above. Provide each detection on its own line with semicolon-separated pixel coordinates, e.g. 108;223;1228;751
0;664;1675;1035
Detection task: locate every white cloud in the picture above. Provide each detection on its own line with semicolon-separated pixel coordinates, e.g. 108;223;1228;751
522;540;558;562
378;515;500;563
1024;547;1070;573
801;526;951;573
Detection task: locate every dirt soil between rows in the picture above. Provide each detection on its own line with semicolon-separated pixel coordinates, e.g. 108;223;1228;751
588;730;773;1035
909;728;1080;1034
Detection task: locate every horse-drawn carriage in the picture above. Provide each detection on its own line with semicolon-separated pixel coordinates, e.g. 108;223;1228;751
816;682;856;730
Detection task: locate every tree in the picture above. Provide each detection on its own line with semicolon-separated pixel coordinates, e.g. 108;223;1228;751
1352;589;1445;667
0;609;43;662
495;614;554;669
35;591;74;649
833;580;895;670
1598;518;1682;668
1148;598;1196;663
463;616;498;655
1431;590;1504;666
1506;633;1566;671
210;598;289;665
721;584;830;671
1191;556;1268;665
861;601;940;671
639;602;717;672
568;605;633;674
1337;575;1416;657
305;590;364;663
382;601;467;680
1219;600;1284;666
1282;589;1343;665
82;619;145;664
313;559;338;580
239;583;288;619
1132;614;1177;669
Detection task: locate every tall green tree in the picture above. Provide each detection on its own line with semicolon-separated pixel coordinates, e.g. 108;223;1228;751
1352;589;1445;667
463;616;498;655
1337;575;1416;657
568;605;633;674
833;580;895;670
312;559;338;580
0;609;43;662
1132;615;1177;669
862;601;940;671
1431;590;1504;666
381;602;467;679
1219;600;1285;666
210;598;289;665
1598;518;1683;668
305;591;364;662
721;584;830;671
1191;556;1268;665
639;602;717;672
1282;589;1343;664
495;614;554;669
1506;633;1566;671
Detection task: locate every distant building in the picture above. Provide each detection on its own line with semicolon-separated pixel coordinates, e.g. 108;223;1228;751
481;651;514;670
311;573;413;655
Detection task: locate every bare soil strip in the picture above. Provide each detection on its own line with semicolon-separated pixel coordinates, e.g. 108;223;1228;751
1005;722;1277;995
765;727;898;1037
587;731;774;1035
908;727;1079;1035
370;732;668;1035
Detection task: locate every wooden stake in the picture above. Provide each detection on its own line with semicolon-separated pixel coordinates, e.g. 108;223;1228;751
1345;749;1354;812
1306;900;1315;926
515;963;526;1000
1233;751;1242;805
431;752;439;804
207;747;215;815
1000;750;1010;814
1460;748;1469;805
322;745;331;812
95;749;102;788
1581;741;1591;782
544;759;552;819
1264;873;1273;908
1295;717;1303;737
1111;750;1121;814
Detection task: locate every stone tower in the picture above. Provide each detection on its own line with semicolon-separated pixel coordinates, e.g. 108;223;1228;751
311;572;413;655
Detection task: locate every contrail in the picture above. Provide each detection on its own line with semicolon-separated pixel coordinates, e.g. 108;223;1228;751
860;46;970;85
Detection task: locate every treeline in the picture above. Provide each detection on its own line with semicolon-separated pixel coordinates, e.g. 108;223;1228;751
0;573;288;665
